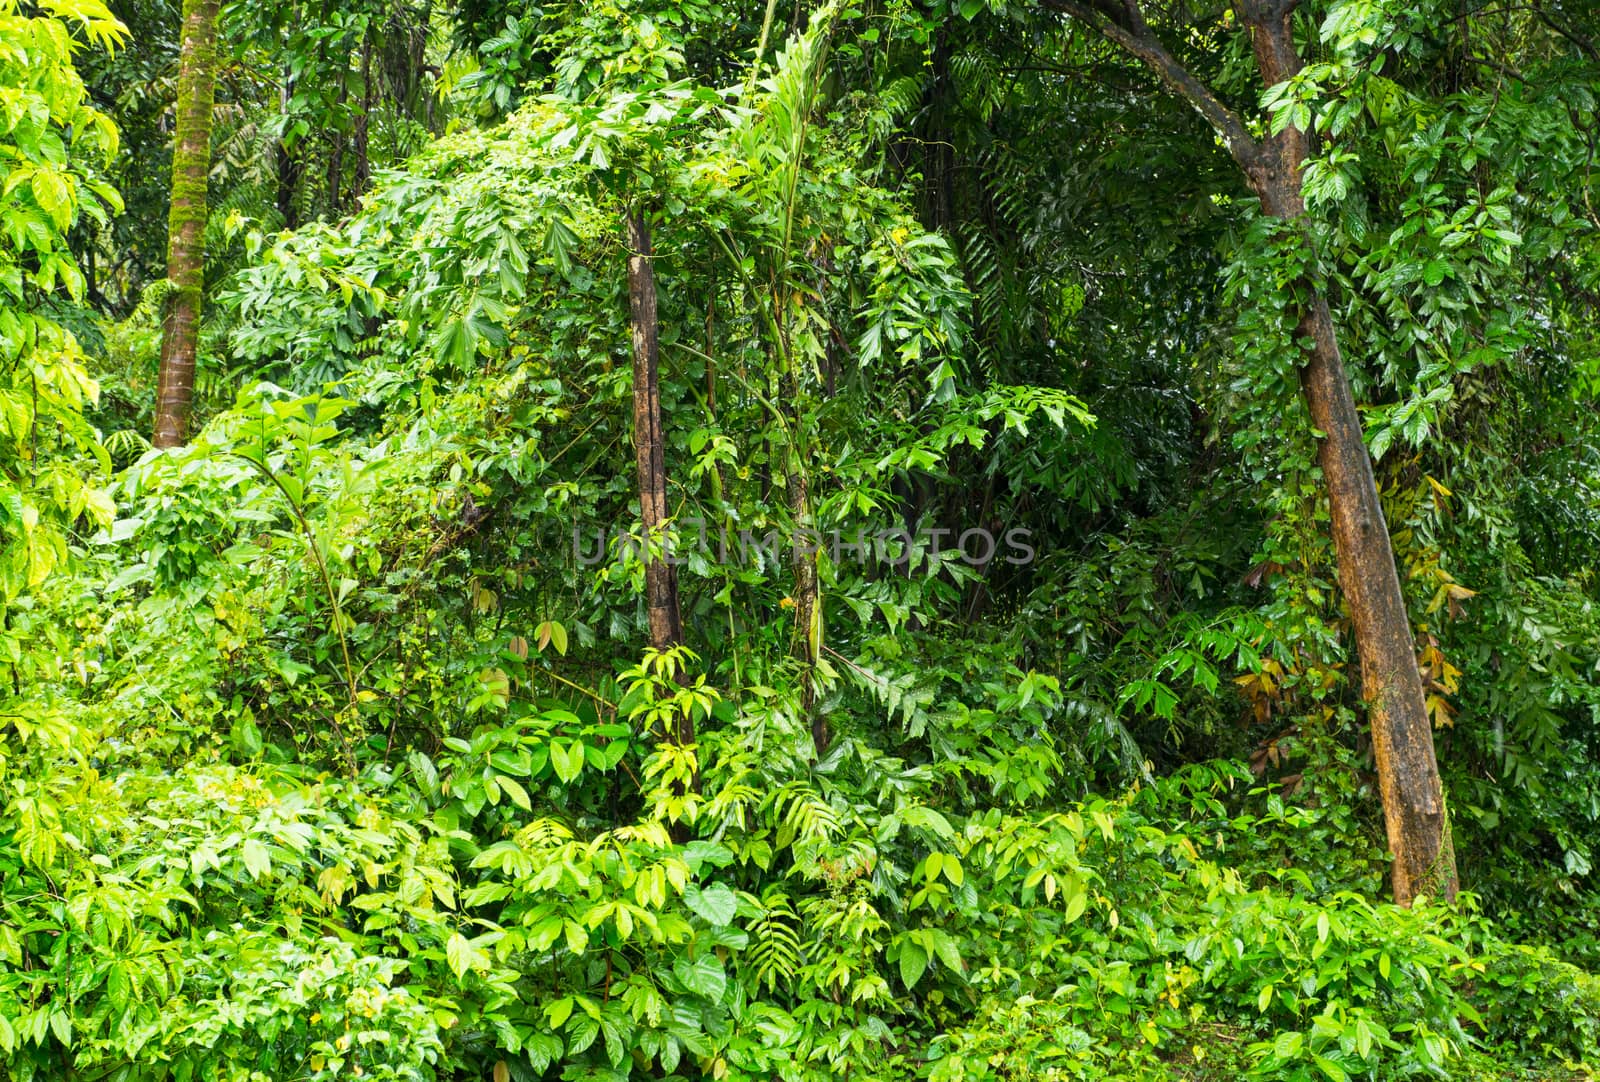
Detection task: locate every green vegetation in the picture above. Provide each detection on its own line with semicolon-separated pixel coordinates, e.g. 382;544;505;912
7;0;1600;1079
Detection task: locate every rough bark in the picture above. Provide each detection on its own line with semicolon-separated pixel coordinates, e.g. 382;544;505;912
626;210;693;751
153;0;221;449
1243;2;1455;904
1043;0;1457;904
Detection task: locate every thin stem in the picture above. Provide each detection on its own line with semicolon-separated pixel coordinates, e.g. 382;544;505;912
228;452;358;773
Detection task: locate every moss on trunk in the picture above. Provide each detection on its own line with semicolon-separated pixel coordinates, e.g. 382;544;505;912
152;0;220;449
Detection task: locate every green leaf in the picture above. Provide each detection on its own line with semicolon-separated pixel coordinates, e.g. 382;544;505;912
30;168;72;230
550;740;583;783
546;997;574;1028
230;713;263;758
1062;877;1088;923
566;1015;599;1055
1273;1031;1305;1060
565;919;588;954
1312;1053;1349;1081
446;932;475;979
899;941;928;990
673;955;727;1001
686;882;738;926
239;838;271;880
496;773;531;810
902;805;954;839
931;930;964;973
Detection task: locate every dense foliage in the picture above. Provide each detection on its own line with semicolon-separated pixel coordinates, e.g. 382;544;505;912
6;0;1600;1078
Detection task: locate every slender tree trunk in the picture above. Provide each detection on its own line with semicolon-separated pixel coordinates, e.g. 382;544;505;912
786;439;826;755
352;33;374;206
152;0;221;449
1043;0;1456;904
924;29;955;231
626;211;692;750
326;53;351;218
276;69;301;229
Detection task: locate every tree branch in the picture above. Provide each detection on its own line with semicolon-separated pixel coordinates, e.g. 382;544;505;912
1042;0;1260;167
1534;1;1599;61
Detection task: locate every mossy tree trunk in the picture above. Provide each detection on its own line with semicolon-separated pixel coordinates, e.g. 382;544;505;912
153;0;221;449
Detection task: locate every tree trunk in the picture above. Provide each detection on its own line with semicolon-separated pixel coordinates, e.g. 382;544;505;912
1043;0;1457;904
786;441;826;756
924;29;955;232
351;33;374;207
276;69;301;230
152;0;221;449
326;52;351;218
626;211;693;749
1242;2;1456;905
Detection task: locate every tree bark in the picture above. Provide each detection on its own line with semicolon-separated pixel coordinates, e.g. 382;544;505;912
325;48;351;218
1043;0;1457;904
276;67;301;230
625;210;693;749
1242;1;1455;905
786;441;826;755
152;0;221;449
351;32;374;207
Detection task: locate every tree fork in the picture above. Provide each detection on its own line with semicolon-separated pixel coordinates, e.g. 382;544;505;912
1043;0;1457;904
1243;0;1455;905
152;0;220;449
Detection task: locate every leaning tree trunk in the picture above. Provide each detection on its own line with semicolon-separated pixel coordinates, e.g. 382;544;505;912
625;209;692;755
153;0;221;449
1043;0;1456;905
1242;2;1454;905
